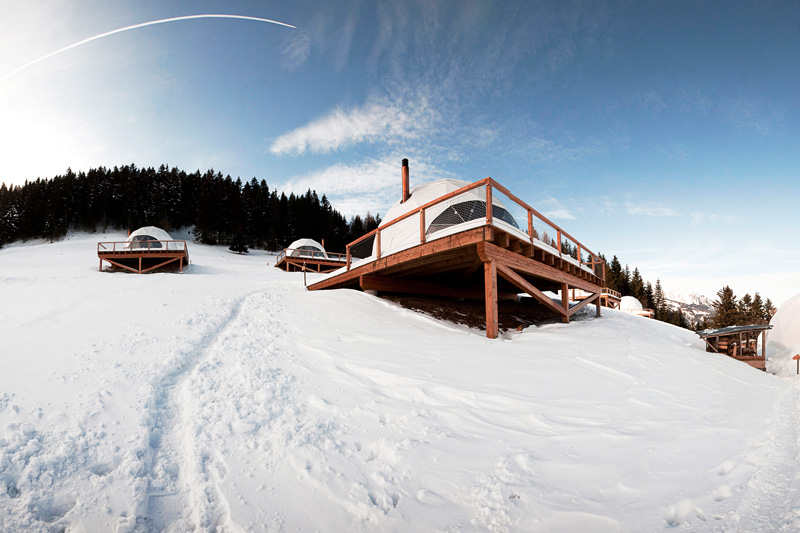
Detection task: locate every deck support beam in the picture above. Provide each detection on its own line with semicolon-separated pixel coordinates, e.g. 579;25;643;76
484;261;499;339
495;264;568;319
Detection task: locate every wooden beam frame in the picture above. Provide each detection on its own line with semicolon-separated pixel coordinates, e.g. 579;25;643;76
495;263;567;319
484;261;498;338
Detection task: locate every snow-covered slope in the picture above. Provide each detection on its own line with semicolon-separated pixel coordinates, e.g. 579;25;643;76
1;233;799;532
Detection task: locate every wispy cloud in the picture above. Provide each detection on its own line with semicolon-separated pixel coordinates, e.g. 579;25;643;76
624;201;677;217
719;97;785;135
539;196;575;220
280;32;310;71
278;156;454;217
270;95;439;156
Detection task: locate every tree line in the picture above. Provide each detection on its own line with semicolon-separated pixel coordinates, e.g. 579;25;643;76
0;164;381;252
703;286;775;330
598;254;775;330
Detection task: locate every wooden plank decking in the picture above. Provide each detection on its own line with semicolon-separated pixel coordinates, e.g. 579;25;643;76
98;241;189;273
308;225;603;338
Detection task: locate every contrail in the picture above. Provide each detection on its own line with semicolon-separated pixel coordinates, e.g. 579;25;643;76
1;14;295;82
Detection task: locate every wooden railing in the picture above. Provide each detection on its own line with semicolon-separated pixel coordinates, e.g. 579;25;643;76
345;177;605;282
98;240;188;252
276;248;347;264
602;288;621;299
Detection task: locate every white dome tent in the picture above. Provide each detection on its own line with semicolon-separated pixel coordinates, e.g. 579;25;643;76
375;178;520;257
619;296;654;318
287;238;328;259
767;292;800;375
98;226;189;273
124;226;174;250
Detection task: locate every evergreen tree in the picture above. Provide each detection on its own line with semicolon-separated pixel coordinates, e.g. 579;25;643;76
712;286;739;328
653;279;666;320
630;267;645;304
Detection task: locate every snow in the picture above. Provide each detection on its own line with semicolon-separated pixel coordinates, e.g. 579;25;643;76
2;232;800;531
767;292;800;377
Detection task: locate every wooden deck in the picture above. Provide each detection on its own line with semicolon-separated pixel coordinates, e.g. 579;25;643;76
275;248;347;273
308;178;605;338
98;240;189;273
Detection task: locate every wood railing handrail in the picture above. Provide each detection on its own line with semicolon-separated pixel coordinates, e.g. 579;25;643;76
344;176;604;280
97;240;188;252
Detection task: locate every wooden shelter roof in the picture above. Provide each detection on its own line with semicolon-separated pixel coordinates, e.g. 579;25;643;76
697;324;773;339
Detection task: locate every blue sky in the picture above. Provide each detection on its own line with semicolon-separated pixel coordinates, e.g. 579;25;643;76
1;1;798;304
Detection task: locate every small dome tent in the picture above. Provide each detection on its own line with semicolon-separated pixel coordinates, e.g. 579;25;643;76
619;296;643;312
767;292;800;362
287;238;328;259
124;226;174;250
377;178;519;256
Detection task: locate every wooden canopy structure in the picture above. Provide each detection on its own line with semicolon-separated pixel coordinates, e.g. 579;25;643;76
308;176;605;338
697;324;772;371
98;240;189;273
275;248;347;273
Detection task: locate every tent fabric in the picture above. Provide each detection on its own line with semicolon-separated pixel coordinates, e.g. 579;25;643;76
124;226;174;250
619;296;644;312
377;179;519;256
767;292;800;360
287;238;328;259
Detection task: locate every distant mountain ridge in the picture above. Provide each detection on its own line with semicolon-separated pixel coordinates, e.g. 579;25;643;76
665;292;714;328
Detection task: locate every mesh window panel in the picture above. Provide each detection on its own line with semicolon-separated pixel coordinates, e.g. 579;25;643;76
131;236;162;249
425;186;495;237
296;245;326;259
489;188;526;234
350;234;376;259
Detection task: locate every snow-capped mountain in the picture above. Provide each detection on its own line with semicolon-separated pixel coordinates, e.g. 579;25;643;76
665;291;714;327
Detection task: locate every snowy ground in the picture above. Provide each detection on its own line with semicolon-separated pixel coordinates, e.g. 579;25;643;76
2;232;800;532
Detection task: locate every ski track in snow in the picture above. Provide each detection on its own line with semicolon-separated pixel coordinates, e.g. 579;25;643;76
132;291;259;532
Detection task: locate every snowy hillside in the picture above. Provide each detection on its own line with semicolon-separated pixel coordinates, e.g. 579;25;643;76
665;291;715;327
2;233;799;532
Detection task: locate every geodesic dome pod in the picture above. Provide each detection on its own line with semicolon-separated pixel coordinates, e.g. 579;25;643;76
287;238;328;259
768;292;800;360
619;296;644;312
124;226;173;250
377;179;519;256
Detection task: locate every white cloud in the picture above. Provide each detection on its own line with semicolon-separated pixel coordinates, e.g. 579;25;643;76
278;156;453;217
269;96;438;156
624;201;677;217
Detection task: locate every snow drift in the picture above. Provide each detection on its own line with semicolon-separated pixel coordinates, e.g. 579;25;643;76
0;232;798;532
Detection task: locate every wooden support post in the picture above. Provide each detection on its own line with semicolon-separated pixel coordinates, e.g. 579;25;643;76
99;258;102;272
180;257;183;273
596;292;601;317
484;261;498;339
485;183;493;224
561;283;569;323
138;257;142;274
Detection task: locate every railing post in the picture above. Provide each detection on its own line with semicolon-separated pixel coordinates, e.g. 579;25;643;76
527;210;533;244
485;182;493;224
420;210;426;244
346;245;351;271
557;230;562;257
577;244;582;264
376;230;382;260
